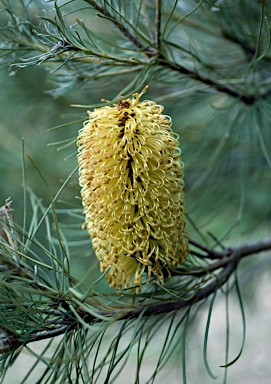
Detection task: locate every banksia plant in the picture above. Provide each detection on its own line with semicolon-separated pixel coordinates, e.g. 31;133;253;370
77;87;189;291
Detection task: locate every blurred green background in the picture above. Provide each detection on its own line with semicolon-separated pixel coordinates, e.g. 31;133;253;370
0;65;79;211
1;1;271;383
1;56;271;384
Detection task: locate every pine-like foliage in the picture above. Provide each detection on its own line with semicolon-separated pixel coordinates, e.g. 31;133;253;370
0;1;271;383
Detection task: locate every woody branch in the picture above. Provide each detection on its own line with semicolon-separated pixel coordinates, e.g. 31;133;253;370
19;236;271;345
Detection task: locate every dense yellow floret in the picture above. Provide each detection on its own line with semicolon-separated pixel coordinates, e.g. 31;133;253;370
77;88;189;291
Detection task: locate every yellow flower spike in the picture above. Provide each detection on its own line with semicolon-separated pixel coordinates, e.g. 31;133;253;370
77;87;189;292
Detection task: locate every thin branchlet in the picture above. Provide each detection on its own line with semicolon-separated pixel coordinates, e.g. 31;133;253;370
12;236;271;346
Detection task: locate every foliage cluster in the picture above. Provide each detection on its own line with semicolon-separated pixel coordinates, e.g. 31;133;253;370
0;1;271;383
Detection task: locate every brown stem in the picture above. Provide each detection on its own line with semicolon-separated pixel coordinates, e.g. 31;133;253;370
156;0;162;50
188;238;225;259
23;237;271;345
158;59;256;105
84;0;154;55
83;1;256;104
117;258;238;320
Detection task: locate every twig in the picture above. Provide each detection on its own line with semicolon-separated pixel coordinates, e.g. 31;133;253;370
20;236;271;345
158;59;256;105
189;238;224;259
84;0;155;57
83;1;257;104
229;237;271;258
119;258;238;320
25;255;238;344
81;1;258;104
156;0;162;50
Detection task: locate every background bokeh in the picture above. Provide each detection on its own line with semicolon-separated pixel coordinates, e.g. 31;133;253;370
1;59;271;384
1;1;271;382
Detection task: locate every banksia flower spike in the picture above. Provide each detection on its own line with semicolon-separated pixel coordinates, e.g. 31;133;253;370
77;87;189;291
